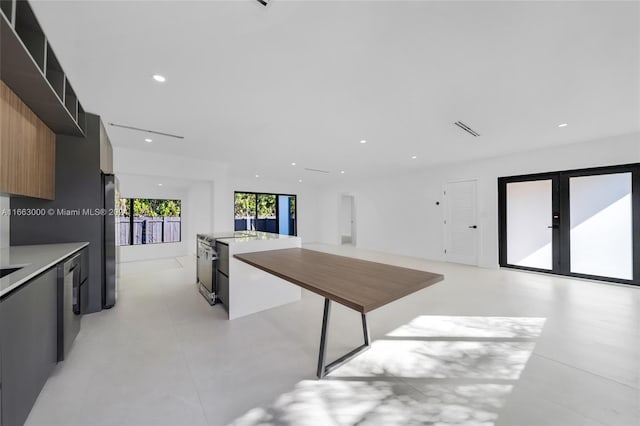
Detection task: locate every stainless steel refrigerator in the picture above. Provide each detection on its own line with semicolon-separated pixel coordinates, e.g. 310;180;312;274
102;173;118;308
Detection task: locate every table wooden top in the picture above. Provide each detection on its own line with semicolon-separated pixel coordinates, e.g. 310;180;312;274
233;248;444;313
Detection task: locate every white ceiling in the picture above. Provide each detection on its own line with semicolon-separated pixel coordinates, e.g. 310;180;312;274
31;0;640;184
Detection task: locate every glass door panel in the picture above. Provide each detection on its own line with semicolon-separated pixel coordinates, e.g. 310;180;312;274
234;193;256;231
256;194;276;233
569;173;633;280
278;195;296;236
506;180;553;270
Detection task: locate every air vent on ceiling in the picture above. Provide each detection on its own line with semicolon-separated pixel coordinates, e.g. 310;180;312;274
454;121;481;137
304;168;330;174
108;123;184;140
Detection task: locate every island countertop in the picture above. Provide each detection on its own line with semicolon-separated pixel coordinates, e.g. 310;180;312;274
0;242;89;298
215;231;299;244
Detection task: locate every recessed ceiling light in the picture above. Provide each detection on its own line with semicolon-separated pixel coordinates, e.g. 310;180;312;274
360;140;367;144
411;155;417;160
158;183;163;186
298;179;303;183
255;174;260;178
145;138;152;143
340;170;345;174
152;74;166;82
558;123;568;128
291;162;297;166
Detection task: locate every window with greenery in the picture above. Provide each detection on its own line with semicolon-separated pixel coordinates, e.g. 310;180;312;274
117;198;181;246
234;192;296;236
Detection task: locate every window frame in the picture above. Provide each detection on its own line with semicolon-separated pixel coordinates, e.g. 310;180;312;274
233;191;297;236
498;163;640;286
118;198;182;246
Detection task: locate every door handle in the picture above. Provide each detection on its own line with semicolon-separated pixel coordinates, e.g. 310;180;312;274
468;225;477;229
547;225;558;229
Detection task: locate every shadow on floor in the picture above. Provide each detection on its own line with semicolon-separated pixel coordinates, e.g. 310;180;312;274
229;315;546;426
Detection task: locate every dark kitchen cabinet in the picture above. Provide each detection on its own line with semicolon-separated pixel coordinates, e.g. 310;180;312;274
215;242;230;310
11;114;110;314
216;242;229;276
217;270;229;309
0;0;86;136
0;268;57;426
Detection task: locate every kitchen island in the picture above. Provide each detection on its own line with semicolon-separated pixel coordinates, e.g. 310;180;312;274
201;231;302;320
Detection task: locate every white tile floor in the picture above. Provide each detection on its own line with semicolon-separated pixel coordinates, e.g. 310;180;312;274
26;244;640;426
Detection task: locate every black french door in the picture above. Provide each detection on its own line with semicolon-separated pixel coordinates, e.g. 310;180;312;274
498;163;640;285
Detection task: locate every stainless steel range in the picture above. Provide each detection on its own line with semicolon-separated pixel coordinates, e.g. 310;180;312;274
197;234;218;305
196;232;255;304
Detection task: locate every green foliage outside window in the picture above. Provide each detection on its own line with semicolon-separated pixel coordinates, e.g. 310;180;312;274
257;194;276;218
234;193;276;218
118;198;181;217
118;198;130;216
234;193;256;217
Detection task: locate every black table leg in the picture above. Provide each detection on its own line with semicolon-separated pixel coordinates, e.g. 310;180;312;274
316;298;371;379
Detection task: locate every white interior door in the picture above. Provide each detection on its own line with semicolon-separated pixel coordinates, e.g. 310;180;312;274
444;180;479;265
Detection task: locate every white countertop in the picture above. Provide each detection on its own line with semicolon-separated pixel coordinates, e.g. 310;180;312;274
0;242;89;298
215;231;298;244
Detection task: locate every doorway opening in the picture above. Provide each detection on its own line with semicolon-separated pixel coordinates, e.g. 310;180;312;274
340;195;356;245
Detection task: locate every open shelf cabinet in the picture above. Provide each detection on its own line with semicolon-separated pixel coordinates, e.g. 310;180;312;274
0;0;85;136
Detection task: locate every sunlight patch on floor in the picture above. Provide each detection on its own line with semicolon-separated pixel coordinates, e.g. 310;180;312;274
231;316;546;425
386;315;546;338
234;381;512;426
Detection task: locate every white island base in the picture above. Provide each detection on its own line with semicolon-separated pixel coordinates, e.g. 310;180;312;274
217;232;301;320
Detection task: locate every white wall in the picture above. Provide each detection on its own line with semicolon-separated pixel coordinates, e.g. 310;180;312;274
114;147;232;261
113;148;322;263
314;133;640;268
229;176;320;243
186;181;214;254
0;195;9;249
113;147;232;232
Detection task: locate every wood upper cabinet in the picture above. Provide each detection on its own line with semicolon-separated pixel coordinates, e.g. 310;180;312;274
0;80;55;200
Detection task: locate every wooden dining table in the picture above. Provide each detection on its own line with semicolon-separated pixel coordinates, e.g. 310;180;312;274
234;248;445;378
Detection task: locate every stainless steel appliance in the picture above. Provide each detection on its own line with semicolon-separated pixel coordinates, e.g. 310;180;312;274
57;254;81;361
197;235;218;305
102;173;118;308
196;232;256;305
